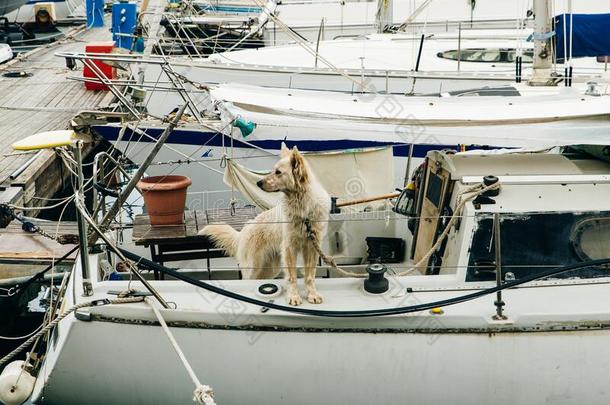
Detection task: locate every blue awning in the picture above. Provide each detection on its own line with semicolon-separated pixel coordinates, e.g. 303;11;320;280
555;13;610;59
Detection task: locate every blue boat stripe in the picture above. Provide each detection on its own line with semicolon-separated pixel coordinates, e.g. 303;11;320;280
92;125;495;158
25;0;65;4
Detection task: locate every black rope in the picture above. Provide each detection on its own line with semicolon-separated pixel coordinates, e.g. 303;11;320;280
118;247;610;318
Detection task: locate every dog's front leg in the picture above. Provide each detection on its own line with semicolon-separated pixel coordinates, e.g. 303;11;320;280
303;246;322;304
283;246;302;306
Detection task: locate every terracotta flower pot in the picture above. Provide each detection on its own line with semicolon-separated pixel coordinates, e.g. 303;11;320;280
137;175;192;225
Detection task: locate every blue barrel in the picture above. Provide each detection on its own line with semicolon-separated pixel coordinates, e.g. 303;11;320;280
86;0;105;28
112;1;137;50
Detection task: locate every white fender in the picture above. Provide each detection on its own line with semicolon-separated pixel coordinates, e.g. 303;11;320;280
0;361;35;405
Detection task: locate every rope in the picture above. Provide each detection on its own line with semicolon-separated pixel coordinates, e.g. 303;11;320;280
304;181;501;278
0;297;145;369
147;299;216;405
0;325;44;341
304;218;367;278
393;181;500;277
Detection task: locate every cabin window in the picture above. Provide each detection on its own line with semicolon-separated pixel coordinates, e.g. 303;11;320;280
425;173;443;208
466;212;610;282
437;48;534;63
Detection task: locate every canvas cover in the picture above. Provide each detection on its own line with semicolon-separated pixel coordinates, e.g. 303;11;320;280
224;147;396;210
555;13;610;59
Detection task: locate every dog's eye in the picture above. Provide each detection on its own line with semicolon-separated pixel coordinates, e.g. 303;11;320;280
275;170;282;175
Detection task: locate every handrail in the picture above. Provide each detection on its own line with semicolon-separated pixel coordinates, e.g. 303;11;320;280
92;152;133;199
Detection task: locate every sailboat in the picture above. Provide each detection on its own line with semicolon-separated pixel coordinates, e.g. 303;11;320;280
3;129;610;403
155;0;399;55
142;0;610;108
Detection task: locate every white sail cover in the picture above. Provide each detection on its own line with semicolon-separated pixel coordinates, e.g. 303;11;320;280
224;147;395;210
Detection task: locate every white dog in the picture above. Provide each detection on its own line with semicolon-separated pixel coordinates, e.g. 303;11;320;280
200;144;330;306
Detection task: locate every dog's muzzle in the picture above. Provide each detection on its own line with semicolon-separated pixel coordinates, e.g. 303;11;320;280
256;179;264;190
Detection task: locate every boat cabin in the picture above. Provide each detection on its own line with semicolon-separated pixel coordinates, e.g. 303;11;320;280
127;149;610;288
393;150;610;282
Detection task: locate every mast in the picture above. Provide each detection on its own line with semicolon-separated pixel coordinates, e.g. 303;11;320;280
529;0;553;86
377;0;393;33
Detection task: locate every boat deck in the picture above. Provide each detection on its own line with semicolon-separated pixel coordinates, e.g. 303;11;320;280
0;23;114;221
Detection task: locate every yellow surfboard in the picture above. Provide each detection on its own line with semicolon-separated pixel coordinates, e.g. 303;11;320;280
12;130;89;151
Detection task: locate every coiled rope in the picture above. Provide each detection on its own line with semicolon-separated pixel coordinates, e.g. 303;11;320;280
307;181;501;278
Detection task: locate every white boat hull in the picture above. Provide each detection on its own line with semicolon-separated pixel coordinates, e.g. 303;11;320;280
35;317;610;404
143;26;610;117
95;83;610;207
144;62;513;117
2;0;78;22
27;154;610;404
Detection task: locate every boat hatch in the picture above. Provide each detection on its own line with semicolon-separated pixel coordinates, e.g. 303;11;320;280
436;48;535;63
467;212;610;282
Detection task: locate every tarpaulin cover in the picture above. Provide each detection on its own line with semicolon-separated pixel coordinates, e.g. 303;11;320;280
223;147;395;210
555;13;610;59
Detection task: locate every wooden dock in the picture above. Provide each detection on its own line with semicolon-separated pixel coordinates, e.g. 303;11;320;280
0;218;78;284
0;23;114;224
0;219;78;263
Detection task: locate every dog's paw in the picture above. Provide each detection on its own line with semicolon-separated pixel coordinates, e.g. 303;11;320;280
307;293;323;304
288;294;303;306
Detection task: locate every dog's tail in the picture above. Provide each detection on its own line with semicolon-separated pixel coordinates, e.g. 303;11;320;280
199;224;239;256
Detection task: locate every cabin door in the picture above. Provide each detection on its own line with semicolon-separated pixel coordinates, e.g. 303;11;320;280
412;164;452;264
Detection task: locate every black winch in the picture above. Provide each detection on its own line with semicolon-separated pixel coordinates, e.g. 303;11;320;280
364;263;389;294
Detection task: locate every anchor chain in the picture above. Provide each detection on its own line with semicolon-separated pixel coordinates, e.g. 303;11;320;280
0;204;79;245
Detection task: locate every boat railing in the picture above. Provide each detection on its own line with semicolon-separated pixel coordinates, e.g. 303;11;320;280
9;152;610;319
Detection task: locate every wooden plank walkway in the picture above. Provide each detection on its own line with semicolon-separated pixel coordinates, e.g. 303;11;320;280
142;0;168;55
0;219;78;262
0;22;115;217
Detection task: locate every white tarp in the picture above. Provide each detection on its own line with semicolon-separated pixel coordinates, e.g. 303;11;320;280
224;147;396;210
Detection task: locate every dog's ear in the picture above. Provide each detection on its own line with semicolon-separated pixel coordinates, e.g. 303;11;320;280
280;142;290;157
290;148;309;186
